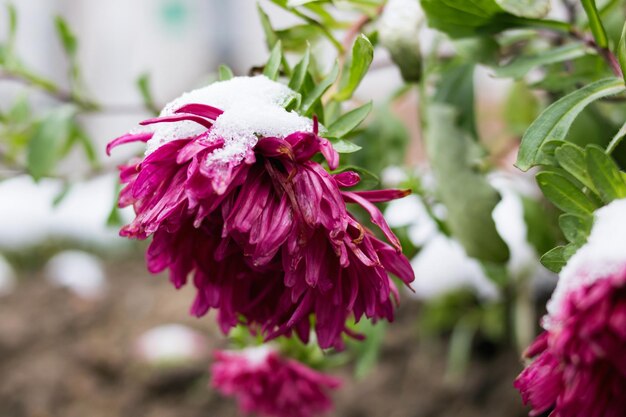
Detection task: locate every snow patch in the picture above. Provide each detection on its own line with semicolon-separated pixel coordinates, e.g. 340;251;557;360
146;76;313;166
135;324;207;364
545;198;626;328
45;250;107;299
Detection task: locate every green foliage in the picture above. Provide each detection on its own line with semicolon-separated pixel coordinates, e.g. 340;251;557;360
425;105;509;264
517;78;626;171
334;34;374;101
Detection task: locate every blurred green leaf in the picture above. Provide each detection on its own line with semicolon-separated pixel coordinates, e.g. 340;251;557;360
496;0;550;19
27;106;75;180
288;45;311;92
330;139;362;153
536;171;598;216
435;63;477;138
618;21;626;82
326;102;372;138
504;82;540;136
218;64;234;81
263;40;283;80
334;34;373;101
585;144;626;203
257;4;279;48
275;24;322;52
54;16;78;57
425;104;509;264
137;73;159;115
517;78;626;171
494;44;589;80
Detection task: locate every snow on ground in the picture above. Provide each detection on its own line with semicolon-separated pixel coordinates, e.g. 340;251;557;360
45;250;107;299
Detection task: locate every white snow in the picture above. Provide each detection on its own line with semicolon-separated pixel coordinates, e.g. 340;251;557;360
380;165;408;188
384;195;438;247
379;0;422;46
135;324;207;364
0;174;132;249
45;250;107;299
146;76;314;166
0;256;16;297
409;234;500;301
545;198;626;328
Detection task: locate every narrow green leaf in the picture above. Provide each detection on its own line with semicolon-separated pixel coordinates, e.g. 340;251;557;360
434;63;477;138
607;119;626;154
540;246;567;272
263;40;282;80
300;61;339;114
218;64;234;81
54;16;78;57
330;139;362;154
517;78;626;171
73;124;99;168
585;145;626;203
137;73;159;115
536;171;597;215
618;21;626;82
326;102;372;138
334;34;373;102
582;0;609;48
555;143;595;191
494;44;588;80
257;4;279;48
288;45;310;92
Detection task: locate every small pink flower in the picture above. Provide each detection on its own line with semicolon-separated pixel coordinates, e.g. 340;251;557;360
107;76;414;349
515;199;626;416
211;347;341;417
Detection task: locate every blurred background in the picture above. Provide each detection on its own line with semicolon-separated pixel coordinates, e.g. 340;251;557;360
0;1;557;416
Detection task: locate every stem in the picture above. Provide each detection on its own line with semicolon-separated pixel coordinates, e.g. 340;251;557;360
569;30;624;78
581;0;609;48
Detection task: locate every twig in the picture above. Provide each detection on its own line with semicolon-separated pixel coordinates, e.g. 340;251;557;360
569;30;623;78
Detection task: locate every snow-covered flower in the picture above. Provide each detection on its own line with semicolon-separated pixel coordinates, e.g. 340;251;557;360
211;346;340;417
135;324;207;365
107;76;414;350
515;198;626;417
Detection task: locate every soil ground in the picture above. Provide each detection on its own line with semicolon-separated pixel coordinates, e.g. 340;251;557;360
0;258;529;417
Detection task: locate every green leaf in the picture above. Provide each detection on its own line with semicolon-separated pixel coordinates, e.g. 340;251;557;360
218;64;234;81
516;77;626;171
300;61;339;115
607;119;626;154
494;44;589;79
288;45;310;92
425;104;509;264
536;171;598;216
275;24;322;52
435;63;477;138
585;145;626;203
582;0;609;49
504;82;540;136
618;21;626;82
136;73;159;115
555;143;595;191
495;0;550;19
334;34;373;101
559;213;592;246
257;4;279;48
54;16;78;57
27;106;75;180
330;139;362;153
540;246;567;272
263;40;283;80
73;124;99;168
325;102;372;138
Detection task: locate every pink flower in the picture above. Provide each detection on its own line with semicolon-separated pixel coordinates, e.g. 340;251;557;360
211;347;341;417
515;268;626;417
107;76;414;349
515;199;626;416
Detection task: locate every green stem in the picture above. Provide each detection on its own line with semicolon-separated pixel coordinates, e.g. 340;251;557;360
581;0;609;48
